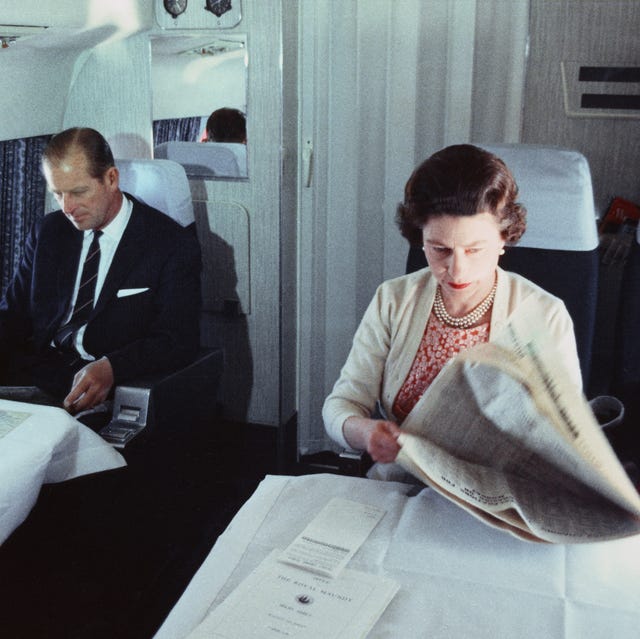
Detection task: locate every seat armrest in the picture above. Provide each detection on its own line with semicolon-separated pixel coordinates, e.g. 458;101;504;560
99;348;224;448
338;450;373;476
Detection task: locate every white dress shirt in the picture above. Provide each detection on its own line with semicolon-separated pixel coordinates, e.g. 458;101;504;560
70;195;133;359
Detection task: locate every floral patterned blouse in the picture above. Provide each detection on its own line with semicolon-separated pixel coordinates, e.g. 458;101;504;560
392;313;490;423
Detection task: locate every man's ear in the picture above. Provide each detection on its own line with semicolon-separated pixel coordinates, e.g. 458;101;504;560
105;166;119;190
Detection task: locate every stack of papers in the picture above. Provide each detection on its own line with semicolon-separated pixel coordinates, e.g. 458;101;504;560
186;498;399;639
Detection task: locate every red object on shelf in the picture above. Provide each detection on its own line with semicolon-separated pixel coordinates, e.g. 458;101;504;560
599;197;640;233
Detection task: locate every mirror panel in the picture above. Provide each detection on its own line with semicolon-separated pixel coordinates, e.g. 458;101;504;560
151;33;247;179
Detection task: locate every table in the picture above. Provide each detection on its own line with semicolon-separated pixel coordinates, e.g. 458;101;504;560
0;399;126;544
155;473;640;639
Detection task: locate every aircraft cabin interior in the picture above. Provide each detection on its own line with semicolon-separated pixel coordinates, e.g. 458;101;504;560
0;1;639;638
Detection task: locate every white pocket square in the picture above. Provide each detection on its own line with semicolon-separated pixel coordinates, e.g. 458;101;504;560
117;287;150;298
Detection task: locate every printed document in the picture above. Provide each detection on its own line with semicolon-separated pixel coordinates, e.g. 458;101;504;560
186;550;399;639
278;497;386;577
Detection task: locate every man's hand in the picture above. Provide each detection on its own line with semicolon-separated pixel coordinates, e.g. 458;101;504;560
64;357;114;414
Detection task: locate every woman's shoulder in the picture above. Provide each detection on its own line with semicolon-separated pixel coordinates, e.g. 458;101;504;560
498;268;566;310
374;268;435;302
379;267;434;291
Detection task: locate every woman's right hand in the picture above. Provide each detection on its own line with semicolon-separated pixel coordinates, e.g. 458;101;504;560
343;416;401;463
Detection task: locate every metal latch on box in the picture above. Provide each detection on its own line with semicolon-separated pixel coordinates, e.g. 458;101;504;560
99;386;151;448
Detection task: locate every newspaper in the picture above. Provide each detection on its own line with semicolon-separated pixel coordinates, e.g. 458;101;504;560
395;298;640;543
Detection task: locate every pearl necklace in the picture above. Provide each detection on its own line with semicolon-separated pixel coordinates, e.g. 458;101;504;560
432;282;497;329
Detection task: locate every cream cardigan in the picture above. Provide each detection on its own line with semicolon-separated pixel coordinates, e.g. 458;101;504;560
322;267;582;450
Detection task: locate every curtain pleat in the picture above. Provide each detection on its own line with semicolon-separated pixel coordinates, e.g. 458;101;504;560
152;117;204;146
0;135;51;296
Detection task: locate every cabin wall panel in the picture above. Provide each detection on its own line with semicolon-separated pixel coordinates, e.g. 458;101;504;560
0;0;154;30
63;34;153;159
0;48;77;141
0;1;92;27
521;0;640;401
281;0;299;425
522;0;640;214
471;2;529;143
192;0;290;427
296;0;529;454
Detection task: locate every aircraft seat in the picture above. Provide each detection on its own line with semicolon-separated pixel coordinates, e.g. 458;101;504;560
94;158;224;449
610;229;640;464
154;140;245;178
116;157;195;227
406;144;600;391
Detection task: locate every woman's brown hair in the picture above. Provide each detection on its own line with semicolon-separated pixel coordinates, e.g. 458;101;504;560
396;144;527;246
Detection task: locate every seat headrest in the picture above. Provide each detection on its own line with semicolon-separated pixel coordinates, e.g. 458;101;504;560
481;144;598;251
154;141;243;178
115;158;194;227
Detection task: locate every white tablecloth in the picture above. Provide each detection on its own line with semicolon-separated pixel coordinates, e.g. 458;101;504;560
0;399;126;545
155;473;640;639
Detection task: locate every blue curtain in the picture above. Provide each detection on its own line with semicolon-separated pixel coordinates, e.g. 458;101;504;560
153;117;203;146
0;135;51;297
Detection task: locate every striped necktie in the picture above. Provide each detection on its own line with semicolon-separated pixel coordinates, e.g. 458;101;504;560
54;230;102;352
71;229;102;325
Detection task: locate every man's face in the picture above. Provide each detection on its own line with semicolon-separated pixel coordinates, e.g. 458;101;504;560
43;148;121;232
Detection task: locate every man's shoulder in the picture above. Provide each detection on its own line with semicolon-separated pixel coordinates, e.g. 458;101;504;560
128;194;184;232
127;195;200;261
127;195;197;251
38;210;76;237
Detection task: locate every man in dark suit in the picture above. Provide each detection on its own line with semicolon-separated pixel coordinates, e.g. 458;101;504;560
0;127;202;414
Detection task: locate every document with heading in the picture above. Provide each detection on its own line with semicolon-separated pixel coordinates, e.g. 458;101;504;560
186;549;399;639
278;497;386;578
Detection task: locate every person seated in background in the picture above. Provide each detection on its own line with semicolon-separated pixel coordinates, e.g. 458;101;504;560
323;144;582;467
200;108;248;177
0;127;202;416
204;107;247;144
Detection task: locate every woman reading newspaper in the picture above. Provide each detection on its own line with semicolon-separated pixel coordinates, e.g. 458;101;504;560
323;144;582;473
323;145;640;542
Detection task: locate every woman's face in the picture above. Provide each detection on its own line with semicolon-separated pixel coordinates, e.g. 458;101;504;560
422;212;505;306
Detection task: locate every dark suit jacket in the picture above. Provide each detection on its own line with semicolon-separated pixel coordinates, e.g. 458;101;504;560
0;195;202;392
